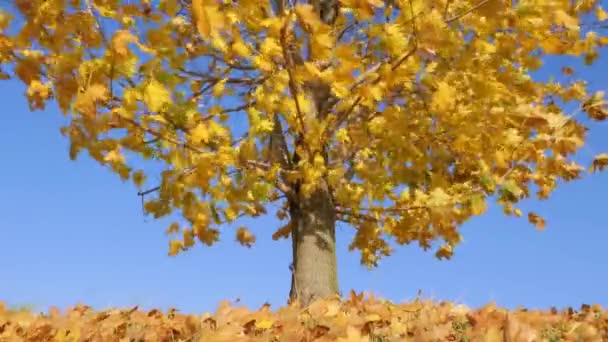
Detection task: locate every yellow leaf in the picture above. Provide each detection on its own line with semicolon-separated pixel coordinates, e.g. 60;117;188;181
111;30;136;56
431;81;456;112
337;325;369;342
147;114;168;124
166;222;180;235
295;4;322;31
383;23;408;55
0;10;12;31
513;208;522;217
144;79;171;112
183;229;195;247
554;10;579;30
191;0;225;38
495;150;509;169
336;128;350;143
470;194;486;216
304;61;322;77
591;153;608;172
195;226;219;246
104;149;125;164
312;31;334;59
93;2;117;17
341;0;384;20
360;84;383;103
231;39;251;57
220;174;231;187
272;223;292;240
254;319;273;329
484;327;503;342
168;239;183;256
367;0;385;7
365;313;381;321
596;6;608;21
428;187;451;207
191;122;210;144
540;36;567;54
435;245;454;260
160;0;180;16
132;170;146;187
528;212;546;231
74;84;108;117
325;301;341;317
561;66;574;75
212;79;226;98
252;55;274;72
236;226;256;247
260;37;282;57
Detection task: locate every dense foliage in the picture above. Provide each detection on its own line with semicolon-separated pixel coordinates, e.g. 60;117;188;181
1;294;607;341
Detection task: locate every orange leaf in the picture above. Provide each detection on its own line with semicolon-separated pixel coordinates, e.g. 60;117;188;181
528;212;546;231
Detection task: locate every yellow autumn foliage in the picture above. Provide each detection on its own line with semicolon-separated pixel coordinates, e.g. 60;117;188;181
0;0;607;267
0;293;607;341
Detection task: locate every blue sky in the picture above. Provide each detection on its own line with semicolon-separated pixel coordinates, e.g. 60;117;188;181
1;9;608;315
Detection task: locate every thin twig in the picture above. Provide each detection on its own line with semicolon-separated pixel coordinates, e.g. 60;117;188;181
138;186;161;197
336;23;356;42
138;167;197;197
330;45;417;134
445;0;493;23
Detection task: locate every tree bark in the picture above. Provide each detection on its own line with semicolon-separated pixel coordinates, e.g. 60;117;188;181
275;0;340;308
288;181;339;306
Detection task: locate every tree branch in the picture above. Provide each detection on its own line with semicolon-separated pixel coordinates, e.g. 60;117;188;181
328;44;418;135
335;208;382;223
445;0;493;23
178;68;263;85
280;17;308;144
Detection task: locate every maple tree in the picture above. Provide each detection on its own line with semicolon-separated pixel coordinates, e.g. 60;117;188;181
1;0;608;306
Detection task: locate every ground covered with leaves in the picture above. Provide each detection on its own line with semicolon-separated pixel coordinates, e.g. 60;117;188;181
1;292;606;341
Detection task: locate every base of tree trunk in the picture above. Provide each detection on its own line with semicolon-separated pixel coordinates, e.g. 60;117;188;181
288;183;339;306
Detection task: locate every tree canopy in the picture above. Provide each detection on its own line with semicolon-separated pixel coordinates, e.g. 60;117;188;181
1;0;607;271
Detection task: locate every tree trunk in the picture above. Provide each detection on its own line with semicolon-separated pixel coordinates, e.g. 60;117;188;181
284;0;340;307
288;181;339;306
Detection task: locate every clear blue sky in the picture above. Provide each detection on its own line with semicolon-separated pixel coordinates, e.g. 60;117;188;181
1;14;608;316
